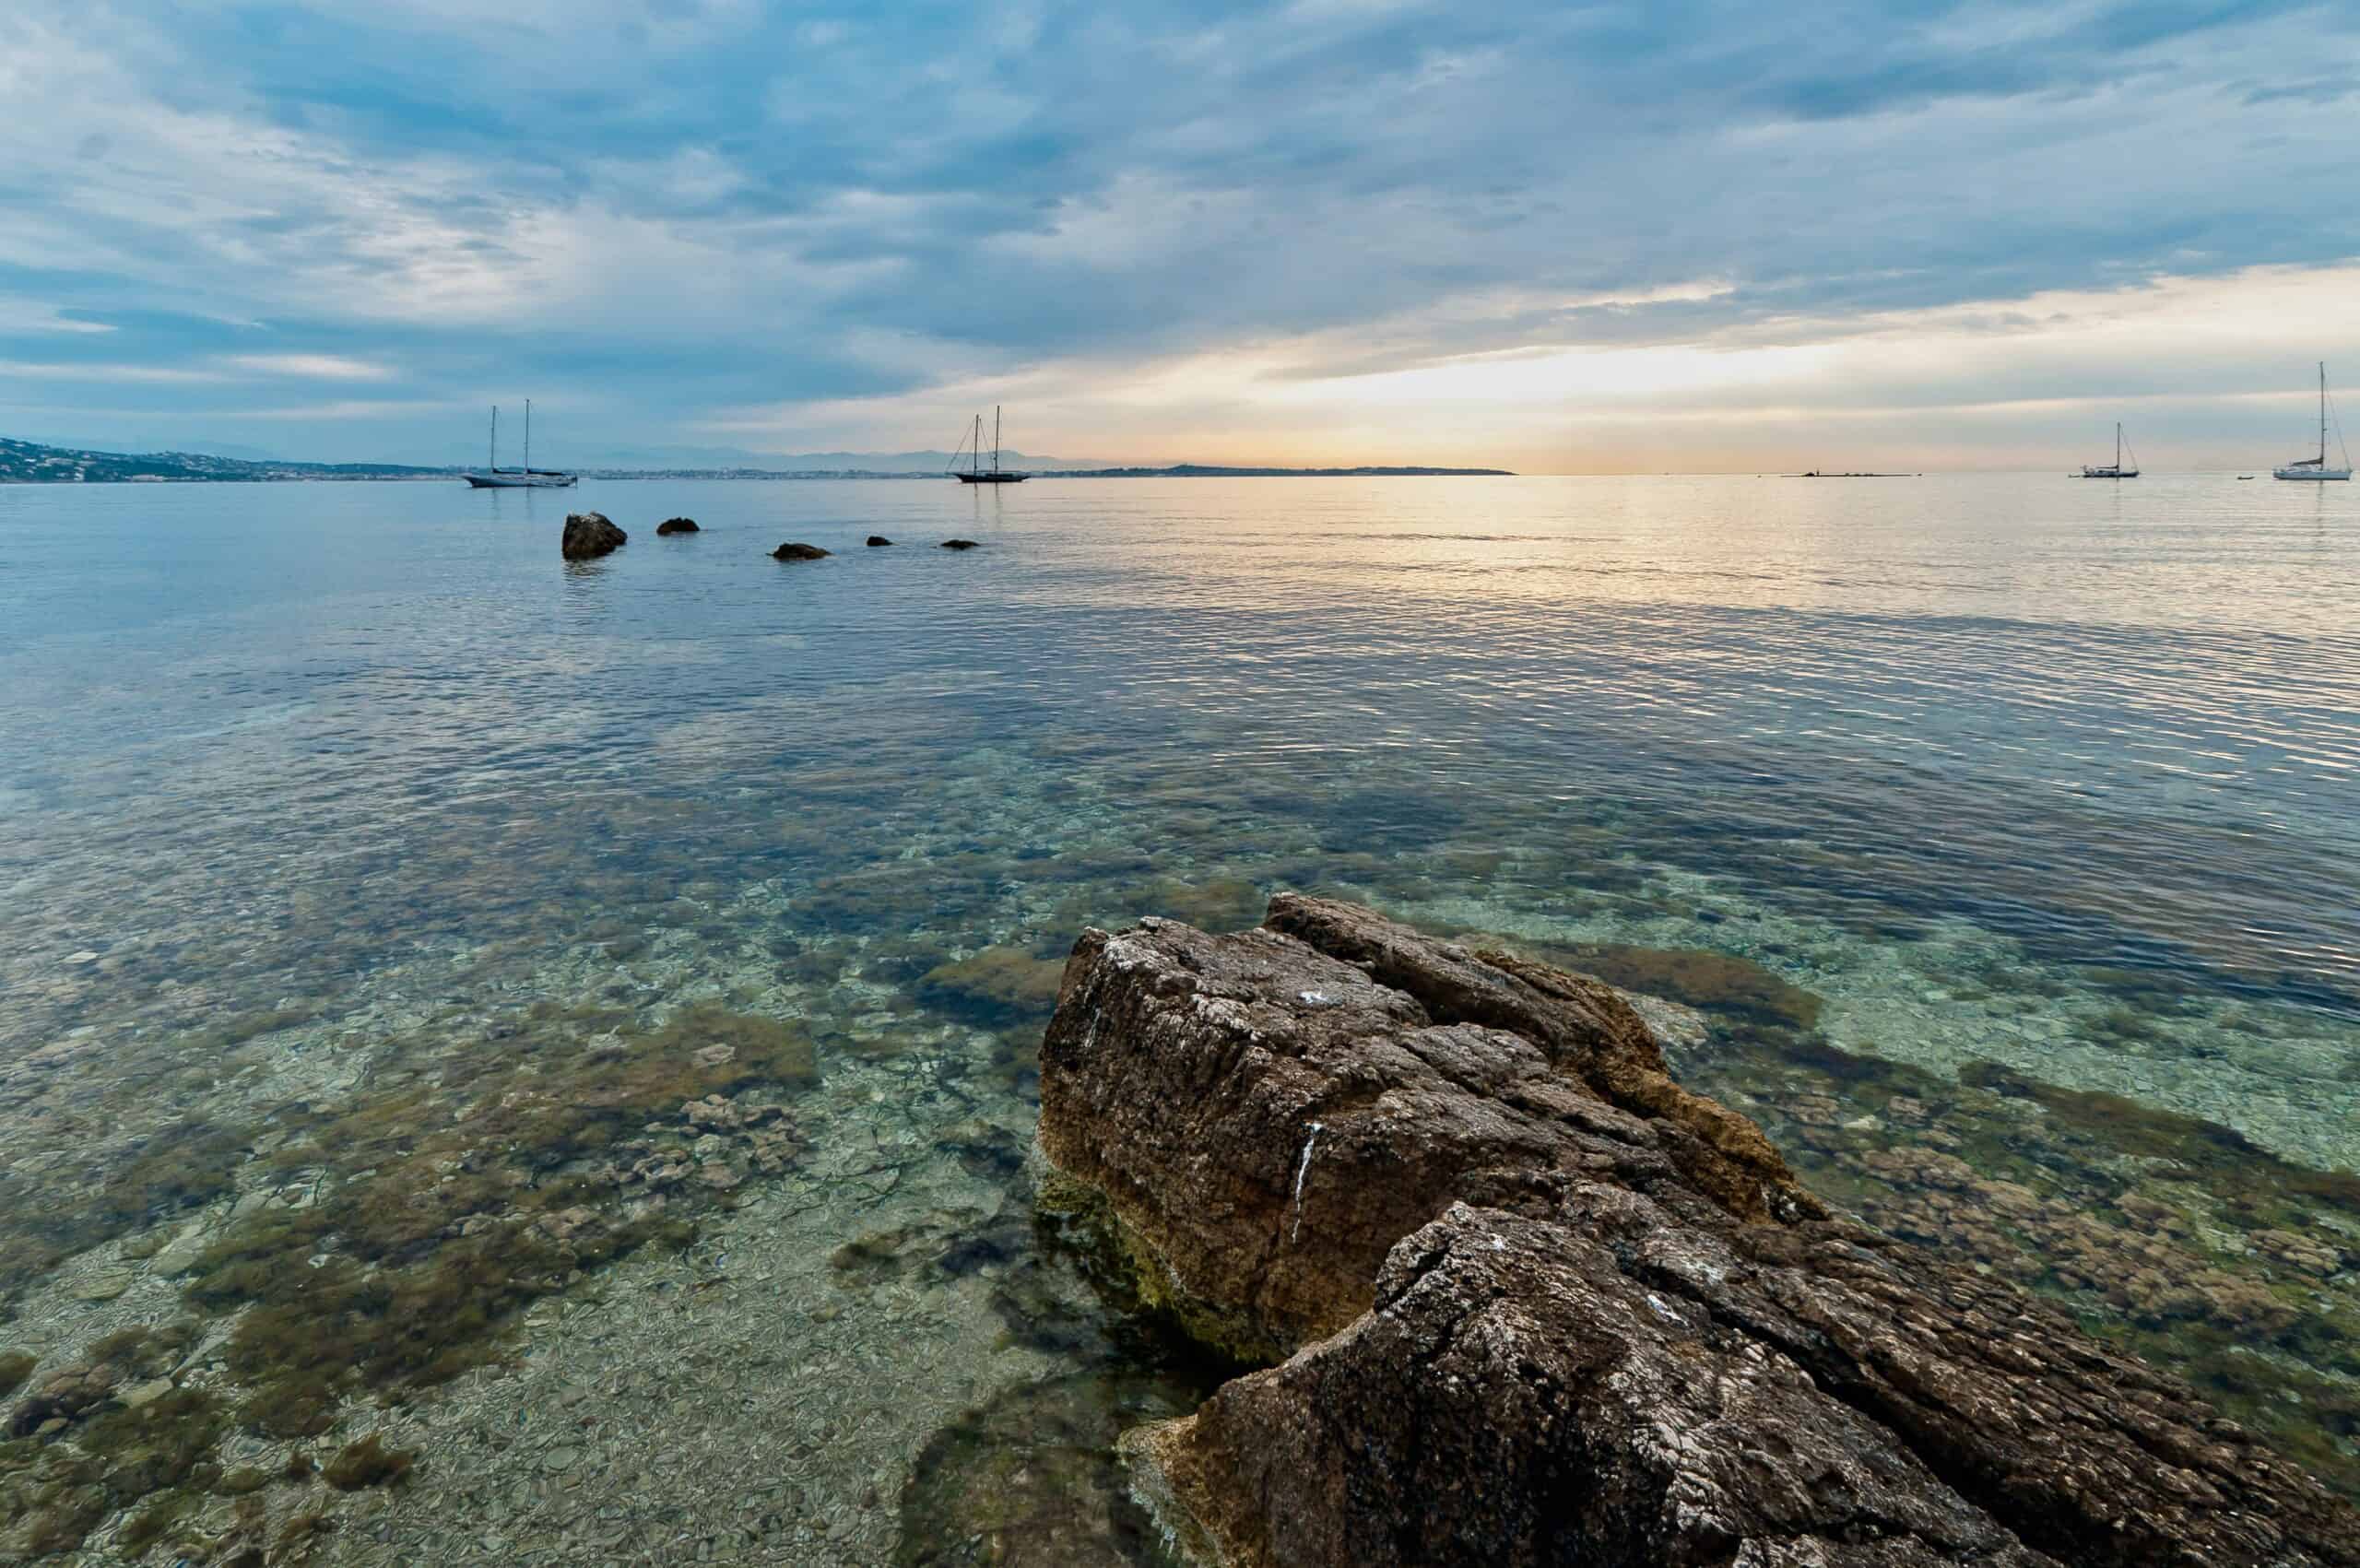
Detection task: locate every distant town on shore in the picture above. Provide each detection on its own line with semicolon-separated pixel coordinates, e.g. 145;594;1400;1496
0;436;1512;485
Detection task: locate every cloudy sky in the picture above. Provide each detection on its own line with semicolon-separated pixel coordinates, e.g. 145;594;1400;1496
3;0;2356;470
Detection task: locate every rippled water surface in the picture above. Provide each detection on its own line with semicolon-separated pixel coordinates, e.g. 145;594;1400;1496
2;474;2357;1560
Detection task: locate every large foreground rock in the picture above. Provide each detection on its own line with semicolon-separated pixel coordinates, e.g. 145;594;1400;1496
560;512;627;560
1038;895;2360;1568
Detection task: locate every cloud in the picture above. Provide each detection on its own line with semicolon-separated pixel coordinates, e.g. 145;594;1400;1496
0;359;226;383
220;354;395;380
1;0;2356;464
0;301;113;335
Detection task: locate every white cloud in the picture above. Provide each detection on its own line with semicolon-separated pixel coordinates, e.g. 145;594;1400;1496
220;354;395;381
0;359;225;383
0;301;113;334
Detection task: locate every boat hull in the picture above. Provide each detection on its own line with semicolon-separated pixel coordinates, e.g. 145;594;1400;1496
956;473;1028;484
465;472;578;489
2078;468;2138;478
2274;467;2352;480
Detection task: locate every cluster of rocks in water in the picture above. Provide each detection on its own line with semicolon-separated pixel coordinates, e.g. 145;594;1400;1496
773;538;983;558
557;512;984;561
1036;895;2360;1568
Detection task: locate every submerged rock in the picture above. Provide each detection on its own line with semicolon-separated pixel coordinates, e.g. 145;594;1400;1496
1038;895;2360;1568
867;535;894;547
773;542;831;561
560;512;627;560
938;539;980;550
655;517;699;536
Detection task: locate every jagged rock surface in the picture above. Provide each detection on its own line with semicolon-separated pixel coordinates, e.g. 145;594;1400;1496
655;516;699;535
560;512;626;560
1038;895;2360;1568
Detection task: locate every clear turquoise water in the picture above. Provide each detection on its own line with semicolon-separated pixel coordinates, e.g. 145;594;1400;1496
2;474;2356;1558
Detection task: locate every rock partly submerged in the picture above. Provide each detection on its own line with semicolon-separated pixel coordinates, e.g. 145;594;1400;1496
1037;894;2360;1568
867;535;894;547
560;512;626;560
772;542;830;561
939;538;981;550
655;516;699;535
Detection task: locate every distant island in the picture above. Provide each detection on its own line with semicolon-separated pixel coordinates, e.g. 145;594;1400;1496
1;437;1513;485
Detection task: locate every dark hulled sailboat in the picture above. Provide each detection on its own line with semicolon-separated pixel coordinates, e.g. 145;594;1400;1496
950;407;1028;484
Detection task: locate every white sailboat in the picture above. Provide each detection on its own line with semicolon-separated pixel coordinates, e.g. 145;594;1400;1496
464;401;578;489
2273;363;2352;481
2079;422;2138;478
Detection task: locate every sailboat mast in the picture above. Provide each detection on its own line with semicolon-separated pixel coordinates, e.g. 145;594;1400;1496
2322;362;2330;465
2115;422;2121;469
994;406;1001;474
490;406;498;471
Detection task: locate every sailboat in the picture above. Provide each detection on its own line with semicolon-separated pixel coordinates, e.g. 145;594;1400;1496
2273;363;2352;480
2079;422;2138;478
464;401;578;489
949;407;1028;484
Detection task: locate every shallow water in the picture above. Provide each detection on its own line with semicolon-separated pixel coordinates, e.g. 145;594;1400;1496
1;474;2356;1559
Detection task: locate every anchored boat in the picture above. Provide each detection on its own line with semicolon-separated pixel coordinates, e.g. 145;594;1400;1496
2274;363;2352;481
465;401;578;489
2079;422;2138;478
950;407;1028;484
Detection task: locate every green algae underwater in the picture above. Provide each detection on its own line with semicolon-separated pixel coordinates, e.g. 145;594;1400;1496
4;475;2360;1561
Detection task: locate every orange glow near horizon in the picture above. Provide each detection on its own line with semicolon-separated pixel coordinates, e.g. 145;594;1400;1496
708;262;2360;474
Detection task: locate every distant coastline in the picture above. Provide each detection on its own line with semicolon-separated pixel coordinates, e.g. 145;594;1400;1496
0;437;1513;485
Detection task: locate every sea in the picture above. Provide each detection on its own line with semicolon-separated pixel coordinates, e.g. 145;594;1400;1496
1;473;2355;1562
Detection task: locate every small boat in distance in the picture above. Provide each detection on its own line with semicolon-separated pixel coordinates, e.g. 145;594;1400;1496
465;401;578;489
950;407;1028;484
2274;362;2353;481
2079;422;2138;478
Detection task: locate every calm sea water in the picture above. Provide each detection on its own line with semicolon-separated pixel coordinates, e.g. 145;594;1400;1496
2;474;2356;1559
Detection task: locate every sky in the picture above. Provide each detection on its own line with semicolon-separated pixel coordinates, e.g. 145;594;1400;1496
2;0;2356;472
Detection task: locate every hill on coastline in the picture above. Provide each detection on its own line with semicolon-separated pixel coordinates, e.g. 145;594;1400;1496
0;437;454;483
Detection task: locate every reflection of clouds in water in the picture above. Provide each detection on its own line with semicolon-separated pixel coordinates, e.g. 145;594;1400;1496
5;473;2358;1049
4;468;2360;1527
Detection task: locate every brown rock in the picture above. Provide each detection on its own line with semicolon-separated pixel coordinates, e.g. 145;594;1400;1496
939;538;980;550
866;535;894;547
1037;899;2360;1568
655;517;699;535
560;512;627;560
772;542;830;560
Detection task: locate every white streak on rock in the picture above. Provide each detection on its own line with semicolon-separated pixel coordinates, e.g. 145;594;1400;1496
1289;1121;1325;1244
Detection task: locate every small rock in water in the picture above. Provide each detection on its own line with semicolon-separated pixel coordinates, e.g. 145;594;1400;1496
655;517;700;535
560;513;628;560
773;542;831;560
121;1377;176;1409
152;1229;209;1276
938;539;980;550
74;1269;133;1302
866;535;893;547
